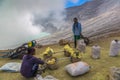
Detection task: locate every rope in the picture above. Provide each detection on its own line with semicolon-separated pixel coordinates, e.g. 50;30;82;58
57;57;70;61
54;51;64;54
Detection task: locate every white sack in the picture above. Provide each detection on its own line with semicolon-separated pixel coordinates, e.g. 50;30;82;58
0;62;21;72
44;75;58;80
77;39;86;53
35;75;58;80
109;40;120;57
91;45;101;59
65;61;90;76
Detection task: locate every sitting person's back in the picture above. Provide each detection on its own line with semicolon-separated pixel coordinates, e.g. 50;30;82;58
20;47;44;78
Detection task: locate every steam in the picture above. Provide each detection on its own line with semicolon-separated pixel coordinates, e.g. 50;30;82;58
0;0;66;49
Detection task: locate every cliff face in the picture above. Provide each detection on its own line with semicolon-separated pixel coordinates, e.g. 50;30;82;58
66;0;120;21
37;0;120;45
66;0;103;21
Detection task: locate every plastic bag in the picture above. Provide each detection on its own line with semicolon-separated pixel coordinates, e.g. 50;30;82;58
91;45;101;59
65;61;90;76
109;40;120;56
35;75;58;80
0;62;21;72
44;75;58;80
77;39;86;53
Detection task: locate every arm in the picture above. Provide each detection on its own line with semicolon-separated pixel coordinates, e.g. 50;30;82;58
72;24;75;34
78;23;82;33
32;57;44;65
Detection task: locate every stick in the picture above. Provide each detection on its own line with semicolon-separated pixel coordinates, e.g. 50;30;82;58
54;51;64;54
57;57;70;61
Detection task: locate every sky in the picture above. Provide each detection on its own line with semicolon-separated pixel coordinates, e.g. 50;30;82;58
0;0;91;49
66;0;91;8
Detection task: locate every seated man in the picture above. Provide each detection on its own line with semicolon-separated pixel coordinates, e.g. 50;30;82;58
20;47;44;78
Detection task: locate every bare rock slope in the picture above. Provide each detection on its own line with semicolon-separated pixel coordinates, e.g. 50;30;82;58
37;0;120;45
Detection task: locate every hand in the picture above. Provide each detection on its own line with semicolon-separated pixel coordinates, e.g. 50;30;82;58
38;58;41;60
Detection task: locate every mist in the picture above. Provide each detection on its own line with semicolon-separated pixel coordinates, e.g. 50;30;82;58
0;0;66;50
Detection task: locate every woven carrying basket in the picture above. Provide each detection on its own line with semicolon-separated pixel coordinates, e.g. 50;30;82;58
71;57;81;63
64;51;71;57
46;57;58;70
47;63;58;70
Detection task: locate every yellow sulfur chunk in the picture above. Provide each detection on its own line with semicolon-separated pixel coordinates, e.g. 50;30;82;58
43;47;54;55
47;58;56;65
71;52;81;59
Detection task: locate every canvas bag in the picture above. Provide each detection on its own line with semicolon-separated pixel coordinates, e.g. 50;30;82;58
91;45;101;59
65;61;90;76
77;39;86;53
109;40;120;56
0;62;21;72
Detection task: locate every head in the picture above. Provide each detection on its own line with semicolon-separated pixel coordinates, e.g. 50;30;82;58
27;47;35;55
73;17;78;23
32;40;36;44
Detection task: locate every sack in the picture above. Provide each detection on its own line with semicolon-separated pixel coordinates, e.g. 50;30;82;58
109;40;120;57
65;61;90;76
44;75;58;80
77;39;86;53
0;62;21;72
35;75;58;80
91;45;101;59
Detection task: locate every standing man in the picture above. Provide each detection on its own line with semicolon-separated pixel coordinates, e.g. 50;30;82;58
72;17;82;48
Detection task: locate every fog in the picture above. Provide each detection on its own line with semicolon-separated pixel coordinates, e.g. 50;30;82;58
0;0;66;50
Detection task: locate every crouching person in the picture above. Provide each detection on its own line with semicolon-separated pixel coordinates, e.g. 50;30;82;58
20;47;44;78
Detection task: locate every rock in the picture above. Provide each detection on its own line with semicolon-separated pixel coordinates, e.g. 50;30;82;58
109;66;120;80
59;39;70;46
36;44;43;48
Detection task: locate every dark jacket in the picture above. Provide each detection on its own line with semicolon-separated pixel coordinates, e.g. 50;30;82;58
20;55;44;78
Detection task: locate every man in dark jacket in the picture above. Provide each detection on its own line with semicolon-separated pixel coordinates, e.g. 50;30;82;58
72;17;82;48
20;47;44;78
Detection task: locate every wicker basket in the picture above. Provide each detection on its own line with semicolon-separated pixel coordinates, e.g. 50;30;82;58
46;57;58;70
47;63;58;70
70;57;81;63
64;51;71;57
